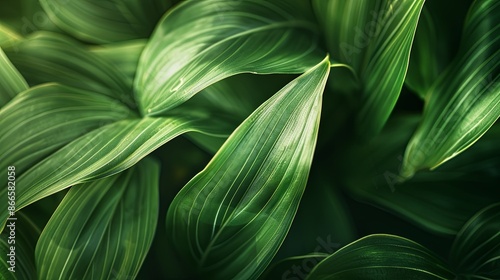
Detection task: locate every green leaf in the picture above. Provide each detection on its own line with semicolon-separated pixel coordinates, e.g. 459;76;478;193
166;56;330;279
35;157;159;279
0;212;40;279
88;39;147;86
405;0;474;97
0;24;21;47
4;32;134;105
259;253;329;280
404;7;443;98
40;0;176;43
306;234;455;280
313;0;425;136
345;116;500;235
135;0;323;116
0;48;28;107
401;0;500;178
0;114;223;231
0;0;60;35
0;84;133;176
181;73;294;153
450;203;500;279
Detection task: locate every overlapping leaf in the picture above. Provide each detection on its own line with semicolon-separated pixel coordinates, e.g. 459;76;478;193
345;116;500;235
40;0;176;43
4;32;134;104
0;213;40;279
0;84;132;176
405;0;474;98
166;57;330;279
180;73;293;153
36;157;159;279
88;39;147;86
0;24;21;47
135;0;324;116
306;234;455;280
0;114;225;231
450;203;500;279
313;0;425;136
0;48;27;107
404;7;443;98
401;0;500;178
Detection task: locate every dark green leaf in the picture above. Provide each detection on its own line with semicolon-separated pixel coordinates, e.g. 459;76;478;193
345;116;500;235
36;157;159;279
4;32;134;105
135;0;323;116
313;0;425;136
450;203;500;279
401;0;500;178
166;56;330;279
40;0;176;43
306;234;455;280
0;212;40;279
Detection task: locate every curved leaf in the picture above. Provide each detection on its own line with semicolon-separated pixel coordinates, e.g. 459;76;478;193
345;116;500;235
405;0;474;97
0;84;133;176
166;56;330;279
450;203;500;279
36;157;159;279
135;0;323;116
259;253;329;280
4;32;134;105
181;73;293;153
0;212;40;279
88;39;147;86
404;7;443;98
0;24;21;47
40;0;176;43
0;48;28;107
401;0;500;178
313;0;425;136
306;234;455;280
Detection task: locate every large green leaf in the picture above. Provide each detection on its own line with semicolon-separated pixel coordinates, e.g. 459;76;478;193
345;116;500;235
0;48;28;107
0;212;40;279
35;157;159;279
306;234;455;280
313;0;425;136
135;0;324;116
450;203;500;279
40;0;176;43
4;32;134;105
0;114;225;231
166;56;330;279
401;0;500;178
0;84;133;176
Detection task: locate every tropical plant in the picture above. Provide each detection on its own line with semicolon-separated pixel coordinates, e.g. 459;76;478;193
0;0;498;279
